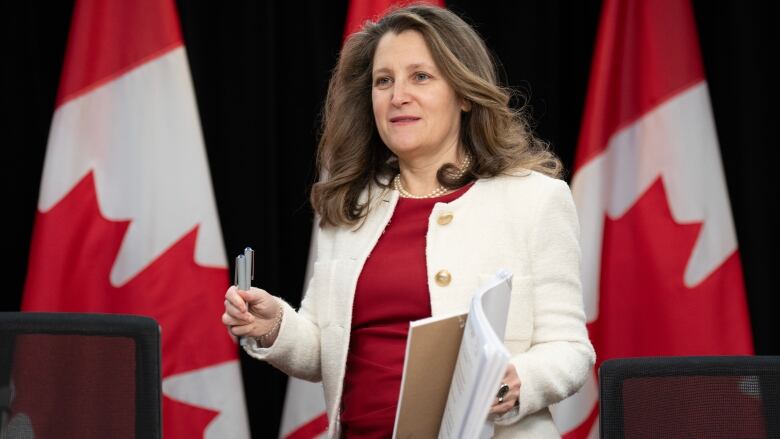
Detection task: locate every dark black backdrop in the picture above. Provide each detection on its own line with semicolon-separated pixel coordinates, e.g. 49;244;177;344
1;2;776;437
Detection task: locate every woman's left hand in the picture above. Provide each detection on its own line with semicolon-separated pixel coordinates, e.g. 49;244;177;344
489;364;521;415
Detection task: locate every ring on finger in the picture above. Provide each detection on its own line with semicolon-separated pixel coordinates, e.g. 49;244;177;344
497;383;509;404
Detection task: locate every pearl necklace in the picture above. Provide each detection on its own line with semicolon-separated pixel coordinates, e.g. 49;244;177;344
394;153;472;199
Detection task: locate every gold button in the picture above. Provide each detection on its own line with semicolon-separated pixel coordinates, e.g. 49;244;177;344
435;270;452;287
437;212;454;225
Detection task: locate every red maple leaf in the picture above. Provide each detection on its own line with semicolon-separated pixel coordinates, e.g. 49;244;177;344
164;395;220;439
21;172;238;437
588;177;753;370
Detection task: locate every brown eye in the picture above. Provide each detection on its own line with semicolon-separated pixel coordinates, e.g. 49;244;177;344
374;77;392;87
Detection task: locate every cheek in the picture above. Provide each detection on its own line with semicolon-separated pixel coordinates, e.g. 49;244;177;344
440;99;463;132
371;100;380;119
372;93;389;130
371;94;382;121
372;93;389;142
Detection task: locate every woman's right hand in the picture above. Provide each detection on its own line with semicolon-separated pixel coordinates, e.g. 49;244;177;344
222;285;282;345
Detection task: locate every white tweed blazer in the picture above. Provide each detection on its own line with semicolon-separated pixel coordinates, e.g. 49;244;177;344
244;170;595;438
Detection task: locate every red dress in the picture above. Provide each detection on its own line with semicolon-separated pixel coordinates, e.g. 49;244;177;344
341;184;472;438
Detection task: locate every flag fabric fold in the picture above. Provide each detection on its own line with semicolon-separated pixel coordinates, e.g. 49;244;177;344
21;0;250;437
554;0;753;437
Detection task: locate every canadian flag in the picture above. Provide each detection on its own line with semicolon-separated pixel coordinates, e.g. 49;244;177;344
277;1;443;438
552;0;754;437
20;0;250;438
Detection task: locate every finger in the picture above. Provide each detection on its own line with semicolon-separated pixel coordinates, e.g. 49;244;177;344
225;287;248;313
489;389;520;415
225;299;254;323
222;311;251;327
507;390;520;406
503;365;521;392
239;288;278;317
224;298;242;315
506;379;521;394
237;287;268;305
223;310;253;328
489;399;517;415
229;322;253;337
224;299;251;322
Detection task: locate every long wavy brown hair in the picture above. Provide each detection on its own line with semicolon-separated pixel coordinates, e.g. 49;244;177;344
311;4;562;227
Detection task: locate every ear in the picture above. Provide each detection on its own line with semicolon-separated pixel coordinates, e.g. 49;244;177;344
460;98;472;112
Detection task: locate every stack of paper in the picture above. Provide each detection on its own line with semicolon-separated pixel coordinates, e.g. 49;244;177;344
393;270;513;439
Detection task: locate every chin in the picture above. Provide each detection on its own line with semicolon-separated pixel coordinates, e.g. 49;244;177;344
387;144;423;158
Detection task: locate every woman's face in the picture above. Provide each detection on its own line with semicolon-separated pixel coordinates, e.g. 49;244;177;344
371;30;465;162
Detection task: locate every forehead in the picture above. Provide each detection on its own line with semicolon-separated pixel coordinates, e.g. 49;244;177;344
372;30;436;71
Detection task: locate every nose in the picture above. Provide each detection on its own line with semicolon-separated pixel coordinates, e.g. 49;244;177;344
390;80;410;107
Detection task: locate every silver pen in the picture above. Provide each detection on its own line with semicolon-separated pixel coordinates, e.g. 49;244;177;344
234;247;254;291
235;247;255;348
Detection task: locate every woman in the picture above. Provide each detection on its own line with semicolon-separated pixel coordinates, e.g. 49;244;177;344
223;5;594;438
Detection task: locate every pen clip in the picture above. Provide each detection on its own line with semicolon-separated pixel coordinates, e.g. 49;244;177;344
244;247;255;282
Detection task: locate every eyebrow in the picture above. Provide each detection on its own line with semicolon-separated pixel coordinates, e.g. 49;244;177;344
372;63;437;76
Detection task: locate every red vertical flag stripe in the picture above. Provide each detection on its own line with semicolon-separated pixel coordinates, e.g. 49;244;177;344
55;0;183;106
575;0;706;170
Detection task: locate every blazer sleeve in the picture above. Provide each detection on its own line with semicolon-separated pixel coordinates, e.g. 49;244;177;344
241;244;325;383
241;298;322;382
497;178;596;424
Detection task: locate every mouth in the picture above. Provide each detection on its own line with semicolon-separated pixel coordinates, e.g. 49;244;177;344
390;116;421;124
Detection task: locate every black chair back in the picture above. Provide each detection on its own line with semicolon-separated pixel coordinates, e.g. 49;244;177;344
599;356;780;439
0;312;161;439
